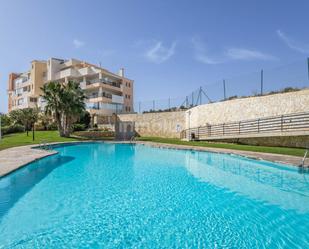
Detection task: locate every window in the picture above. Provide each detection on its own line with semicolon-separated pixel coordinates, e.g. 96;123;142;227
17;98;24;105
30;97;37;103
42;72;47;77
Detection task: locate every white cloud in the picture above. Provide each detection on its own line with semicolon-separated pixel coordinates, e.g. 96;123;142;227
73;39;85;49
277;30;309;54
191;37;224;64
191;36;277;64
145;41;176;63
225;48;277;61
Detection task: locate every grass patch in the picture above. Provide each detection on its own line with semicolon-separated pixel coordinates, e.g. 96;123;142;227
137;137;305;157
0;131;80;151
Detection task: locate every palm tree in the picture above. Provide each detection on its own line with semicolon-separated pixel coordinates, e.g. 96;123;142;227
41;81;86;137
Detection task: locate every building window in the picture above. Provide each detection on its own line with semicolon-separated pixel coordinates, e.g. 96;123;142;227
17;98;24;105
30;97;37;103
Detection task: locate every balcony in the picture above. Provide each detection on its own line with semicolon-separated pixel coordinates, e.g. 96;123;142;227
86;102;124;114
56;68;80;79
86;92;124;105
80;78;122;92
87;92;112;103
112;95;124;104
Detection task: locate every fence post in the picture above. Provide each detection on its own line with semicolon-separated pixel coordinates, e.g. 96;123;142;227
239;121;241;134
139;101;141;113
223;123;225;135
223;79;226;100
257;119;260;133
260;69;264;95
191;92;194;107
197;126;200;140
281;115;283;131
307;57;309;81
168;97;171;110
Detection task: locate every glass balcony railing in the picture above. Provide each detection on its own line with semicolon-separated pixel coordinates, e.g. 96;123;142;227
87;92;113;99
86;78;121;88
86;102;124;112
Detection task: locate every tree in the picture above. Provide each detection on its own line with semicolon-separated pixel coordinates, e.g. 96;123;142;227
78;111;91;128
38;113;53;130
41;81;86;137
9;108;38;136
0;113;11;127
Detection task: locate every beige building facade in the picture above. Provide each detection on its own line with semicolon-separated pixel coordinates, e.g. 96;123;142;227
8;58;134;125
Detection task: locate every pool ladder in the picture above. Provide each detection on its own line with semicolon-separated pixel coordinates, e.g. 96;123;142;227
39;140;52;151
130;135;136;143
300;148;308;168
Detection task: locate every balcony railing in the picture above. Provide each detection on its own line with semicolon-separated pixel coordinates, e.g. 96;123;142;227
87;78;121;88
86;102;124;112
87;92;112;99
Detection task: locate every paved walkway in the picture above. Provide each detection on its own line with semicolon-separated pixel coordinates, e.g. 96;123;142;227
0;145;57;177
0;141;306;177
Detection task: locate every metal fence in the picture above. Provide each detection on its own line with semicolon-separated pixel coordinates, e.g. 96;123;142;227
180;111;309;140
134;58;309;113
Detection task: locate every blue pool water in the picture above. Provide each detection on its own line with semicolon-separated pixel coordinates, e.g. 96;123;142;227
0;143;308;248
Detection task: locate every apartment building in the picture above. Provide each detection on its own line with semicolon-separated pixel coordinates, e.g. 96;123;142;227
8;58;134;125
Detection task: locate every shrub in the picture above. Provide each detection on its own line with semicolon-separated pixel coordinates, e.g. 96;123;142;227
72;123;86;131
34;125;46;131
47;123;58;130
73;131;115;139
1;124;25;135
0;114;11;126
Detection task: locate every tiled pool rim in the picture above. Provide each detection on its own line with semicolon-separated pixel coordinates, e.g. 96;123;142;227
0;140;307;178
0;140;302;179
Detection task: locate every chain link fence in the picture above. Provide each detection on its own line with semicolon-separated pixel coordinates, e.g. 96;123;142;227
134;58;309;113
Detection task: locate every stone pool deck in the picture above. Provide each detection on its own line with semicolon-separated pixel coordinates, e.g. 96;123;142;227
0;141;307;177
0;145;57;177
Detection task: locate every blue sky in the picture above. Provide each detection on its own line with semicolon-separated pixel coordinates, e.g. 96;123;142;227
1;0;309;113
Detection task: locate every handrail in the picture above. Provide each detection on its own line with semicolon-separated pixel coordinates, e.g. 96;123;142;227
301;149;308;167
180;111;309;140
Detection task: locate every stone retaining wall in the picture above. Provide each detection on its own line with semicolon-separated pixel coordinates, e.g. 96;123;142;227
118;111;186;138
187;89;309;128
118;90;309;147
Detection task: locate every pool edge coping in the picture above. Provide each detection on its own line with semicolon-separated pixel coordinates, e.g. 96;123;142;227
0;140;306;178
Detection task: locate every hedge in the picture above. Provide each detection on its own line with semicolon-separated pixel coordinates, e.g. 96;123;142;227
1;124;25;135
72;124;86;131
73;131;115;139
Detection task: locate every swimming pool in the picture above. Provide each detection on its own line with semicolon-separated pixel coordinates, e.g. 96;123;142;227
0;143;308;248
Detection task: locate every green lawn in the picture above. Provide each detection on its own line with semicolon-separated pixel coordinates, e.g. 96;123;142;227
0;131;79;151
0;131;305;157
137;137;306;157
